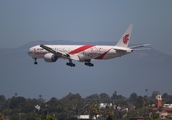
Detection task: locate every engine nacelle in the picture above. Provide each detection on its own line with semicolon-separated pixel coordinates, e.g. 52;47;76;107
44;53;58;62
77;54;86;62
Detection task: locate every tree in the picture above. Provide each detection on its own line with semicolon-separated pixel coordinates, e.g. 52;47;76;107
105;108;114;120
0;95;5;112
39;114;57;120
14;93;18;97
0;95;5;102
66;116;78;120
85;94;99;101
9;96;26;109
166;99;172;104
158;106;163;119
145;89;148;97
60;93;82;115
127;109;138;118
99;93;111;103
38;94;44;101
129;93;137;103
90;105;99;119
0;113;5;120
148;112;159;120
134;96;143;108
165;116;172;120
162;93;169;103
25;112;38;120
111;91;117;100
48;98;58;105
143;98;149;106
151;91;160;99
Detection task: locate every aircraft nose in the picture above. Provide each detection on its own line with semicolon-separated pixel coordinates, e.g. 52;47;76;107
28;47;34;56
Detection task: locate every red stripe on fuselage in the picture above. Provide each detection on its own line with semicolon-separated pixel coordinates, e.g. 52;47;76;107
95;49;111;59
69;45;94;55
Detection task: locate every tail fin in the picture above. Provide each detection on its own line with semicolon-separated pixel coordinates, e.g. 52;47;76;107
115;24;133;48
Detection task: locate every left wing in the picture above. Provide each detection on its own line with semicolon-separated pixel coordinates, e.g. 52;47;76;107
40;44;79;61
40;44;64;56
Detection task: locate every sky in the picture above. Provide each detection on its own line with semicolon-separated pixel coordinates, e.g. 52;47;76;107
0;0;172;55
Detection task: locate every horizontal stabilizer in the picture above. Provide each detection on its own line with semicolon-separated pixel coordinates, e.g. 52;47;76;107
130;44;150;49
132;48;151;51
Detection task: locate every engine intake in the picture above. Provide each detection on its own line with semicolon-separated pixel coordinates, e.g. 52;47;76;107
44;53;58;62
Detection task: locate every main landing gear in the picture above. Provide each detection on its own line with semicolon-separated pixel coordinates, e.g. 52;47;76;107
66;62;75;67
34;58;38;65
85;61;94;67
66;58;75;67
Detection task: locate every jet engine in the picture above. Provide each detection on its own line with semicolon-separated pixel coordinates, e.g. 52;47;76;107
77;54;86;62
44;53;58;62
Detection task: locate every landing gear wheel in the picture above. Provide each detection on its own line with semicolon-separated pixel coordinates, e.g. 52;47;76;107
90;63;94;67
66;62;75;67
85;62;94;67
89;63;94;67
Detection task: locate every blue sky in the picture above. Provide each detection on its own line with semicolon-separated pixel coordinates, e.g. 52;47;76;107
0;0;172;55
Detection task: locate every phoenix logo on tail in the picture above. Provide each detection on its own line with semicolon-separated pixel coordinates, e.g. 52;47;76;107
28;24;150;67
123;34;129;44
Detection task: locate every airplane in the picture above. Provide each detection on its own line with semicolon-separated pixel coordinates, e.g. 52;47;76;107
28;24;150;67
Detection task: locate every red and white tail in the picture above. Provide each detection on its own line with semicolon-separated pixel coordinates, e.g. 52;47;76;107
115;24;133;48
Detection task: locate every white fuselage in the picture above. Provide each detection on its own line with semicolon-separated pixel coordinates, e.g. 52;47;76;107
28;45;131;62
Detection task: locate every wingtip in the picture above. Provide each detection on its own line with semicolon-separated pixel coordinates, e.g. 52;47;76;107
129;24;133;27
144;44;151;46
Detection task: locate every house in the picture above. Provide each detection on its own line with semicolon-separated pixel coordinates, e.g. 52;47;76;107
152;95;172;118
76;115;100;120
100;103;112;108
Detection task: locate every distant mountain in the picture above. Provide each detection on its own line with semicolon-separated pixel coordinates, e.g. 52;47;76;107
0;40;172;100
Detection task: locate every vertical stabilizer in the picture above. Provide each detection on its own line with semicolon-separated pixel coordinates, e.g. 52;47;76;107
115;24;133;48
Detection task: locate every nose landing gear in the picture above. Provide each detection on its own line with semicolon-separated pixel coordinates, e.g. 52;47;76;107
34;58;38;65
